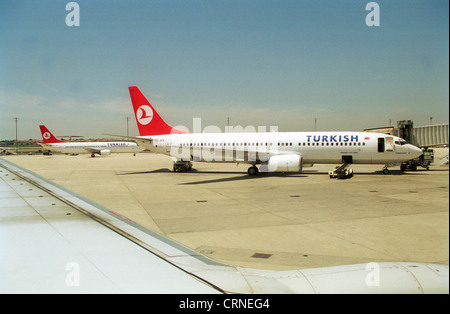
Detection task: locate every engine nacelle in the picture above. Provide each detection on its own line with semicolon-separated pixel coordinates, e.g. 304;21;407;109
262;154;303;172
99;149;111;155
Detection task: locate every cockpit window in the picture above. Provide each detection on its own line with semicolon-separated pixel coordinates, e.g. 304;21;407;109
395;140;408;145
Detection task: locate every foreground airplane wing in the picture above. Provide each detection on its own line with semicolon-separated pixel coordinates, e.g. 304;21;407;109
1;157;448;294
0;158;219;293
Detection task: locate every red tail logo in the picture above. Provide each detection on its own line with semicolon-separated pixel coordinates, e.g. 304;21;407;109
136;105;153;125
39;125;66;144
128;86;188;136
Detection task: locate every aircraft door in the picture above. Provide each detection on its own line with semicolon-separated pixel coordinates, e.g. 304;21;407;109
378;136;394;153
385;137;394;152
378;137;385;153
165;139;172;153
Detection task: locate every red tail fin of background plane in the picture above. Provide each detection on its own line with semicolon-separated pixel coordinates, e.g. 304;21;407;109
128;86;188;136
39;125;66;144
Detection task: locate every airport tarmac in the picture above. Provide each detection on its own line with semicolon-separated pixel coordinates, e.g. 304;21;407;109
2;150;449;271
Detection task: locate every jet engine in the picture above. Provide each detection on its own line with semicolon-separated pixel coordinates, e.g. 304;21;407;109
99;149;111;155
265;154;303;172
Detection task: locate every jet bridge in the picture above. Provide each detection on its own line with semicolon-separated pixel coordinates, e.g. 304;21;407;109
365;121;449;171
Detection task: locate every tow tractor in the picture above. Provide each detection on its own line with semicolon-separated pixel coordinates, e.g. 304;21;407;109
173;160;193;172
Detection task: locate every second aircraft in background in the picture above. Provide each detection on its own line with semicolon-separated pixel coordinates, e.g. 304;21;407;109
38;125;144;157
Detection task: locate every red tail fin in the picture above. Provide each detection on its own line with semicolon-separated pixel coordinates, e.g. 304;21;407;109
39;125;66;144
128;86;188;136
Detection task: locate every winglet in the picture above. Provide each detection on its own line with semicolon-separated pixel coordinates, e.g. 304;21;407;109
128;86;188;136
39;125;66;144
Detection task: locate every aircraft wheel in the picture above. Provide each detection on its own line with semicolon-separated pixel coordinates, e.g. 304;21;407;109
383;168;390;175
248;166;259;176
345;169;354;178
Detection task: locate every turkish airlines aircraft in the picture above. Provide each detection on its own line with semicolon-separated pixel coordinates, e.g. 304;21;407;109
39;125;144;157
120;86;422;178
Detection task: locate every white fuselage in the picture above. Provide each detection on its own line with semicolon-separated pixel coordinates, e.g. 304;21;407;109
40;141;144;155
132;131;422;165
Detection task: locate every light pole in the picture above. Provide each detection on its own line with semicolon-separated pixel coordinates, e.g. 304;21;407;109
125;117;130;137
13;117;18;153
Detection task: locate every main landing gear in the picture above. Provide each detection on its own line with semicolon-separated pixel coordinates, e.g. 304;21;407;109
248;165;259;176
329;163;353;179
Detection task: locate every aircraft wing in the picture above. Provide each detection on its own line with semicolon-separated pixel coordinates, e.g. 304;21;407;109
83;147;103;154
1;157;448;294
82;146;116;154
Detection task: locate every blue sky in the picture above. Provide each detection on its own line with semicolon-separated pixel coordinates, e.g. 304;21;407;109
1;0;448;139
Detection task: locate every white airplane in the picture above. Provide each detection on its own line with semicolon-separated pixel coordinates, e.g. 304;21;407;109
39;125;144;157
117;86;423;178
